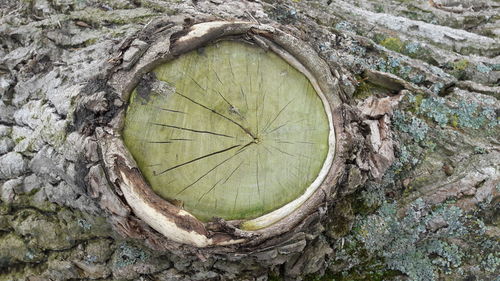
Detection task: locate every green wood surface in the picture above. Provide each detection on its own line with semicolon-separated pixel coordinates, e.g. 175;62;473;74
123;41;329;221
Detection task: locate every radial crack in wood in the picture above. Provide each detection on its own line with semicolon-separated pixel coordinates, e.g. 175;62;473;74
123;40;331;227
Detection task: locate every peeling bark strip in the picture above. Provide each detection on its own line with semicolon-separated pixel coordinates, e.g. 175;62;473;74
115;155;245;247
98;21;347;248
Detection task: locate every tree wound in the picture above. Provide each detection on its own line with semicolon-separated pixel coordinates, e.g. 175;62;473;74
123;40;331;226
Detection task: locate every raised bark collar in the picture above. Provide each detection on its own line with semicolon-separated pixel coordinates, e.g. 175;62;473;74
98;21;347;248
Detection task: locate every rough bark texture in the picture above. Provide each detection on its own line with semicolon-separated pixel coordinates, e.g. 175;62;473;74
0;0;499;280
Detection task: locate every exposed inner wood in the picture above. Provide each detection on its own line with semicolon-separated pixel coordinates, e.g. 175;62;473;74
123;41;330;223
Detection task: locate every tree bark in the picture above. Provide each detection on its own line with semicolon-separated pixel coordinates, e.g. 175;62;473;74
0;0;498;280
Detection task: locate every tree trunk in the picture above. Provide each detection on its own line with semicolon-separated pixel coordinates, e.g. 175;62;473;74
0;0;498;280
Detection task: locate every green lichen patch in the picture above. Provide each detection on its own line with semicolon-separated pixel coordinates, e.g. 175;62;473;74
84;238;114;264
353;79;390;100
396;92;499;136
393;110;429;143
325;199;355;239
373;35;433;63
334;21;356;32
449;59;470;79
380;37;404;53
348;101;497;281
323;265;399;281
0;233;41;267
476;63;493;74
111;241;170;279
0;197;115;278
419;96;450;127
372;56;424;84
327;153;500;281
2;203;112;250
0;261;47;281
481;252;500;273
338;37;438;91
113;242;150;268
330;199;476;281
267;4;299;24
419;96;499;131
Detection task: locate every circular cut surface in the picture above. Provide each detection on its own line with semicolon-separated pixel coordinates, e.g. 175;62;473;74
123;41;329;221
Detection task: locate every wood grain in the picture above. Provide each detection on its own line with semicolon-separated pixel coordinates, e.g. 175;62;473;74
123;41;330;222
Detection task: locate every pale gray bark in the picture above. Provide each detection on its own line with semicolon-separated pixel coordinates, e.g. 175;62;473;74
0;0;498;280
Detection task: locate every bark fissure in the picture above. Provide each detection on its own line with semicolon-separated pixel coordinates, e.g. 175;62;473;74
2;1;497;280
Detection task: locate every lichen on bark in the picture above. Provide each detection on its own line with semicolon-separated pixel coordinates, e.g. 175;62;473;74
0;0;498;280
